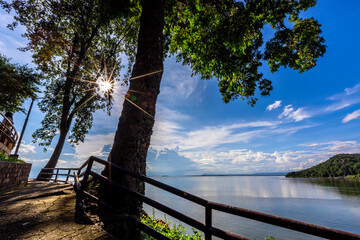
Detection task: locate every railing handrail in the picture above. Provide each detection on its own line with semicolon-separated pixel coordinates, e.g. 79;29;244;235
37;167;77;184
0;112;18;142
39;157;360;239
72;156;360;240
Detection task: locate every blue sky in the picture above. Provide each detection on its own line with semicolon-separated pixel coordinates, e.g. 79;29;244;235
1;1;360;177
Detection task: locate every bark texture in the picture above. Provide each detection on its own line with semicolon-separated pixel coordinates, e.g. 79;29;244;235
100;0;165;233
36;129;68;180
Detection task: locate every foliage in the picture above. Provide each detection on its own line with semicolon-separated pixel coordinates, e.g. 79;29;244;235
0;152;25;163
87;180;100;191
164;0;326;104
141;212;278;240
1;0;140;150
0;54;40;113
140;213;204;240
286;154;360;178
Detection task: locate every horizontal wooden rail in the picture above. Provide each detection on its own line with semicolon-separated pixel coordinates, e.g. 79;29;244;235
91;156;209;206
81;189;173;240
38;173;75;177
51;156;360;240
78;159;90;173
0;112;18;143
84;156;360;240
42;167;79;171
90;170;208;232
208;201;360;240
38;167;78;184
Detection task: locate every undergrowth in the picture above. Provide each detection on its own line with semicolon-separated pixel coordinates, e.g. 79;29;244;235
140;210;276;240
0;152;25;163
140;211;204;240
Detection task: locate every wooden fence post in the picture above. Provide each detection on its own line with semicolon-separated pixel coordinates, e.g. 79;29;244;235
205;205;212;240
81;157;93;190
65;169;71;183
54;169;59;182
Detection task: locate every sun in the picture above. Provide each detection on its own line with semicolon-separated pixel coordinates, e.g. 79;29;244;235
98;79;113;92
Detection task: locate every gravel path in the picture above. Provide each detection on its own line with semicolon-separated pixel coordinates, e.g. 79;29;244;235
0;180;115;240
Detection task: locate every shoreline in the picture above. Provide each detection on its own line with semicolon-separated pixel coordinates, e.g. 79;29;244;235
286;176;360;182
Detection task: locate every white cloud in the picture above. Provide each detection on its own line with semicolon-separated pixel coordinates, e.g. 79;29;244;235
266;100;282;111
0;11;13;28
325;82;360;112
325;102;351;112
160;57;205;105
345;83;360;95
300;140;360;153
151;116;315;154
156;106;190;121
18;141;36;154
151;120;284;152
279;105;311;122
74;133;114;160
342;109;360;123
178;139;360;174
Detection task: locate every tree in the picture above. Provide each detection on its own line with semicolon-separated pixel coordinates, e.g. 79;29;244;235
0;54;40;113
1;0;139;179
99;0;326;238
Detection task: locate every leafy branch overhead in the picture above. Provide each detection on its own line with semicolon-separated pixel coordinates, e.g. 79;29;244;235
1;0;140;150
0;54;40;113
165;0;326;104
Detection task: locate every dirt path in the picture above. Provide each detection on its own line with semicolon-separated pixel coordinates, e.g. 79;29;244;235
0;180;115;240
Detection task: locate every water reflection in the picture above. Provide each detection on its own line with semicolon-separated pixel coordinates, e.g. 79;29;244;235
145;176;360;239
289;178;360;198
178;176;356;200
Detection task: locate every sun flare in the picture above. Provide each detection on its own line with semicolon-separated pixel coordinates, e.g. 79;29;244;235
98;79;113;92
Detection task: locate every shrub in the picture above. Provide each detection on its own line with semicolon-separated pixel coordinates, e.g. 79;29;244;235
140;212;203;240
0;152;25;163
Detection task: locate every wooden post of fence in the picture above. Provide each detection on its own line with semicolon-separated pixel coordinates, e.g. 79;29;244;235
65;169;71;183
54;169;59;182
81;157;93;190
205;206;212;240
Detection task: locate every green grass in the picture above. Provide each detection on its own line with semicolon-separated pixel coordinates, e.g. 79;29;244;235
140;210;276;240
140;212;204;240
0;152;25;163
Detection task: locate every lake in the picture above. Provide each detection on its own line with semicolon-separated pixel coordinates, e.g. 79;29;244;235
144;176;360;240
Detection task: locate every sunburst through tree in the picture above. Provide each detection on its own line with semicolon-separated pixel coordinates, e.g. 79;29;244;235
74;57;162;119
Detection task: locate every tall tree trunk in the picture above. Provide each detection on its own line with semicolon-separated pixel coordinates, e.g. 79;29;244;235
37;91;73;180
100;0;165;238
37;129;68;180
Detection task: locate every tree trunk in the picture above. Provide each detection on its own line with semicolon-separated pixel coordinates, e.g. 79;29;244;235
37;91;73;180
100;0;165;238
37;128;68;180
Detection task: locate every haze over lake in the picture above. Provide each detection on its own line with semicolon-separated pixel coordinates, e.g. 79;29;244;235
144;176;360;240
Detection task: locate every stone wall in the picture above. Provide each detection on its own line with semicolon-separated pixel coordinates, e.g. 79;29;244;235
0;161;32;194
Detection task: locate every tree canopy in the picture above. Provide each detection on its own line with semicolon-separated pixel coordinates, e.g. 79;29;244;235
163;0;326;104
1;0;139;149
0;54;40;113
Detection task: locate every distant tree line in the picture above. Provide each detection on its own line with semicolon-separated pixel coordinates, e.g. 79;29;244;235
286;154;360;178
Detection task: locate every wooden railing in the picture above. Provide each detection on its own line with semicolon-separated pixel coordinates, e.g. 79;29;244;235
37;167;78;183
64;156;360;240
0;112;18;155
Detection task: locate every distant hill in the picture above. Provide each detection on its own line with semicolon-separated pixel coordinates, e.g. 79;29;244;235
286;154;360;178
201;172;287;176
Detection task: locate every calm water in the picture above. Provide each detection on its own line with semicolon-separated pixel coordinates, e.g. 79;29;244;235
144;176;360;240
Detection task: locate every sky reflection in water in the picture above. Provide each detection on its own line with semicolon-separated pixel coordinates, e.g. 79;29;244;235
145;176;360;240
